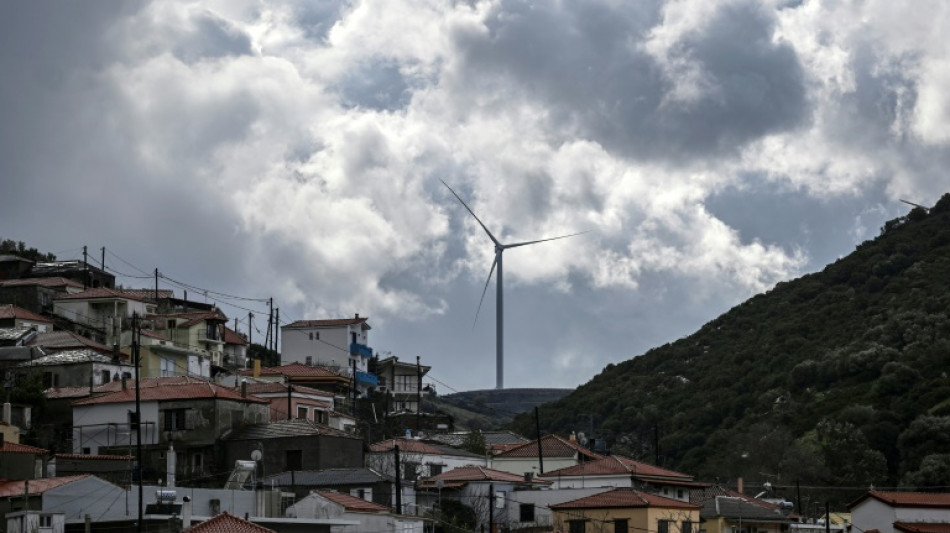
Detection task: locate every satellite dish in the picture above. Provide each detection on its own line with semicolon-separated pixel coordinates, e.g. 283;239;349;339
250;449;262;462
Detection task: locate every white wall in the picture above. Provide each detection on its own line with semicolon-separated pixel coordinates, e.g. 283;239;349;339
491;457;577;476
72;402;160;454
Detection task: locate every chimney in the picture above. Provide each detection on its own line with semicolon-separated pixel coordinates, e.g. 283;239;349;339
737;477;744;494
121;374;127;390
241;380;247;398
3;402;11;425
355;313;360;319
166;442;176;488
182;496;192;529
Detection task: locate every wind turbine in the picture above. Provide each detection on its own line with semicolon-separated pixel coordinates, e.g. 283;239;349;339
441;179;586;389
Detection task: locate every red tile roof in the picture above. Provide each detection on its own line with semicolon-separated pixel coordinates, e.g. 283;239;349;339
185;512;276;533
29;331;112;354
494;434;604;460
416;465;549;489
852;491;950;509
44;386;93;399
56;287;152;302
284;317;370;329
895;523;950;533
0;277;83;289
244;382;333;399
0;304;51;323
0;475;88;497
238;362;347;379
370;438;446;454
95;375;210;392
223;327;246;345
551;488;700;510
313;490;390;513
0;441;49;454
542;455;694;480
72;380;269;406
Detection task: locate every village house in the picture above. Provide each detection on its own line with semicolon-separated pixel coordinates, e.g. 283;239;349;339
415;464;551;530
849;490;950;533
53;288;158;347
0;304;53;332
490;434;603;477
279;316;378;393
288;490;427;532
0;277;83;317
70;376;270;485
262;467;395;504
550;487;702;533
221;418;364;483
541;455;708;501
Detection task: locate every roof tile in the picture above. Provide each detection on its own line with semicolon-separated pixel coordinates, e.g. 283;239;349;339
185;512;276;533
494;434;604;460
552;488;700;510
313;490;390;513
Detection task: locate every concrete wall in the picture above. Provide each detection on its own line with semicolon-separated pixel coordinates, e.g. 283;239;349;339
223;434;364;480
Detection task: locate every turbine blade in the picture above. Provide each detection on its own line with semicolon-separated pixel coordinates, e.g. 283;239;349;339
473;256;498;330
440;179;501;246
504;230;590;249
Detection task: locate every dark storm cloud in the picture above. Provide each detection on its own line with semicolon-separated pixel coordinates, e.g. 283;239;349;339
169;11;255;64
451;0;807;161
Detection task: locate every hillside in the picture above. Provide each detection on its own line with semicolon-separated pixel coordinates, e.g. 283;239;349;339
429;388;573;430
511;194;950;506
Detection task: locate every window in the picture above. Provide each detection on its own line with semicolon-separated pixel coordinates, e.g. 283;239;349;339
82;447;91;455
205;323;219;341
305;356;313;366
403;461;419;481
658;520;671;533
101;370;111;384
164;409;187;431
160;357;175;377
192;453;203;474
297;406;309;420
569;520;587;533
286;450;303;470
428;463;443;477
395;375;415;393
683;521;693;533
315;410;328;424
519;503;535;522
42;372;58;388
677;489;684;499
38;515;53;528
614;519;629;533
309;332;313;340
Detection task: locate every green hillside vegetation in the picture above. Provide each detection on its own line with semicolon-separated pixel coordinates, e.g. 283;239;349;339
511;194;950;506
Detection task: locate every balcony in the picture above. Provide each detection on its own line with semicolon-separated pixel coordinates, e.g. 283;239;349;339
356;371;378;386
349;342;373;358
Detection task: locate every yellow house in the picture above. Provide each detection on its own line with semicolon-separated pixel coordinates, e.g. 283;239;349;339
552;487;701;533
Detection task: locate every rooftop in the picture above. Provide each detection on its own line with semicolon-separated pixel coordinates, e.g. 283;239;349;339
312;490;390;513
223;419;359;441
72;380;269;406
185;512;276;533
283;316;371;330
0;304;52;323
494;434;604;460
552;488;701;510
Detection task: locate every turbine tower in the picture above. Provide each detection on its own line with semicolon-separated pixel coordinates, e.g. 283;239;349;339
441;179;585;389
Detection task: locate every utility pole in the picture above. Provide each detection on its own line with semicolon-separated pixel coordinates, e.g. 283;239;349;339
154;268;159;306
351;359;358;416
274;308;280;354
393;445;402;514
100;247;105;271
287;384;292;421
416;356;422;432
488;482;494;533
535;407;544;474
265;298;273;352
132;313;143;533
82;246;88;289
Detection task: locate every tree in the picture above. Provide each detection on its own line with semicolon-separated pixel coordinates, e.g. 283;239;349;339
902;454;950;490
461;429;486;455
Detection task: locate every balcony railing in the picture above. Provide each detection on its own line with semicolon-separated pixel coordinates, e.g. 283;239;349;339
355;371;378;386
349;342;373;358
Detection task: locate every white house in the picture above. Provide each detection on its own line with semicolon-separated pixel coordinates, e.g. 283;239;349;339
288;490;426;532
540;455;706;502
280;315;378;392
849;491;950;533
53;288;156;346
490;434;603;477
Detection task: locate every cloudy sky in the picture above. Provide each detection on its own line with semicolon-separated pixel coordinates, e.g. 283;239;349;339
2;0;948;392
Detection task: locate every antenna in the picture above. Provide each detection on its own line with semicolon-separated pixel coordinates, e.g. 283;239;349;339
441;179;587;389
